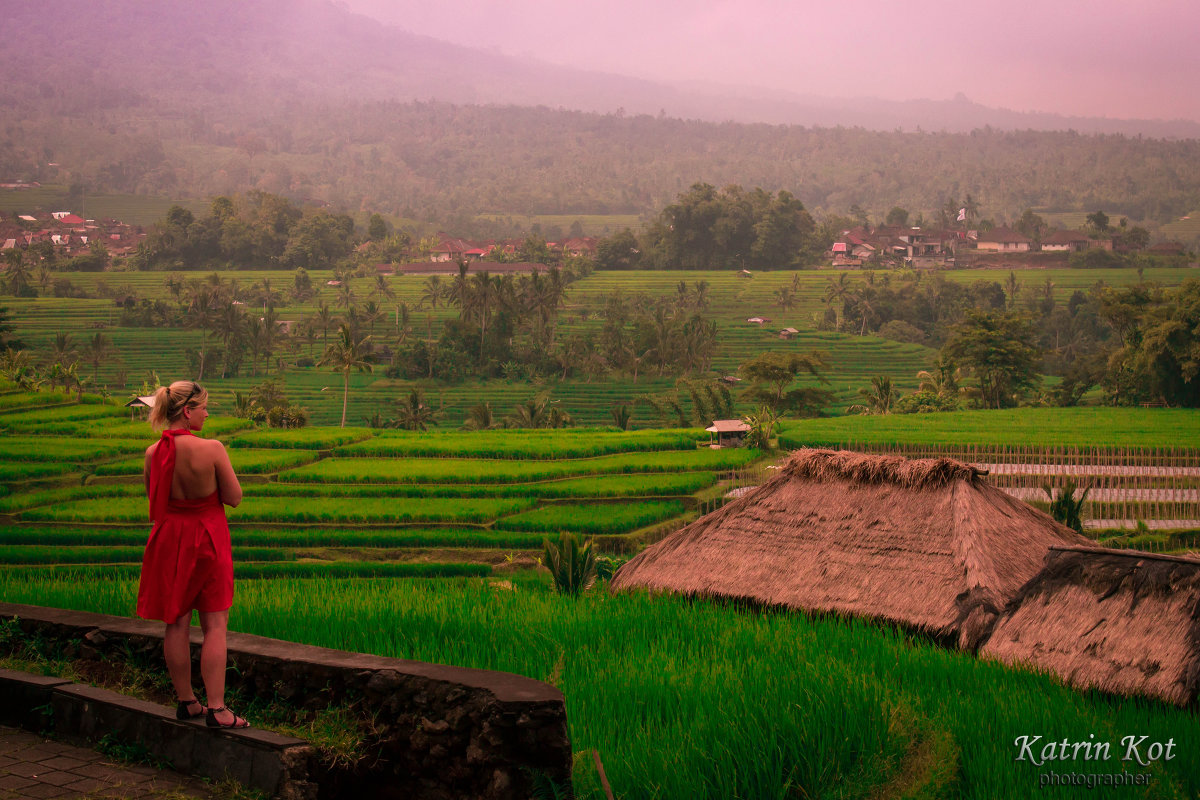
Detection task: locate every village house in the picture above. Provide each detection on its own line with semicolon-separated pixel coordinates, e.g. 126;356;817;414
975;226;1031;252
1039;229;1090;252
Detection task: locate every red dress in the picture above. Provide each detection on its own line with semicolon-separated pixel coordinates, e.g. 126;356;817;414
136;429;234;623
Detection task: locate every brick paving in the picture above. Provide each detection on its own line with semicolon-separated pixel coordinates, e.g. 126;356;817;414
0;727;216;800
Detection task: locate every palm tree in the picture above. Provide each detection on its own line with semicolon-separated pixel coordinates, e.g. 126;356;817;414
50;332;76;364
773;287;797;313
917;357;962;399
211;302;246;378
362;300;383;336
542;532;598;596
62;360;85;402
461;401;498;431
823;273;851;330
610;403;633;431
420;275;445;310
315;302;335;351
372;274;395;302
84;332;115;385
4;251;32;295
319;323;374;427
448;262;470;310
846;375;897;415
335;281;355;309
692;280;711;310
390;388;438;431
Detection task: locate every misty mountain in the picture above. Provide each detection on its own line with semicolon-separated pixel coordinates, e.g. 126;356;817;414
2;0;1197;138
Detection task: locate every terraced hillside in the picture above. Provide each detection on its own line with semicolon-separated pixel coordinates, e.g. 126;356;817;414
6;266;1191;426
3;389;1200;800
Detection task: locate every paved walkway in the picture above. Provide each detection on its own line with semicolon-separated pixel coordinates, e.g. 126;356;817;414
0;726;215;800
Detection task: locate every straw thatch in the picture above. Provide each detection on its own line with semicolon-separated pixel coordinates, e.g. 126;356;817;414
981;547;1200;706
610;448;1089;649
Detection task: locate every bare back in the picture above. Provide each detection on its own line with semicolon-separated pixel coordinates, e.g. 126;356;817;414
144;435;242;507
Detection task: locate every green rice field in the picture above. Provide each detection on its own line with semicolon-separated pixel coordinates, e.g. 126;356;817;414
5;265;1192;426
2;390;1198;798
2;574;1197;799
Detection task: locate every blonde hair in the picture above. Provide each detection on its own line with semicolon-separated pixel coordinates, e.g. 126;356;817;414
149;380;208;431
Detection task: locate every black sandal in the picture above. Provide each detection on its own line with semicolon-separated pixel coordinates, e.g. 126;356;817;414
205;706;251;729
175;698;207;721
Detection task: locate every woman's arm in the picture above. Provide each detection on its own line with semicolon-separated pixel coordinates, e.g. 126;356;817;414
213;441;242;508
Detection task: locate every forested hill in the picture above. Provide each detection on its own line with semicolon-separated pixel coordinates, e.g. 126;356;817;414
2;0;1199;227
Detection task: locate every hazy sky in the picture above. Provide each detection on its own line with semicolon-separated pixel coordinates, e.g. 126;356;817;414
341;0;1200;122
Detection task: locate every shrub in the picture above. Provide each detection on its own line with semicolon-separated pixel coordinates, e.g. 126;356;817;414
542;532;598;596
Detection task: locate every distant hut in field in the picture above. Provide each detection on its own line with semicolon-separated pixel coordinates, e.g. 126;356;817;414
981;547;1200;706
610;449;1089;649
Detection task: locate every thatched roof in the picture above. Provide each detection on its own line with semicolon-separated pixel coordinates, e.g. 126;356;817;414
610;449;1089;649
981;546;1200;706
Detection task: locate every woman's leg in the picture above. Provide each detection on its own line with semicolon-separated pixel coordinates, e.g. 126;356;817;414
164;613;198;702
198;609;244;725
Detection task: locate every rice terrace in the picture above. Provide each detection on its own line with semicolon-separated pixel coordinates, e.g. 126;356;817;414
0;369;1198;797
5;0;1200;793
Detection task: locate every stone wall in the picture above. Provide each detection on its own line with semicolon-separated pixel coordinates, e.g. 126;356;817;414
0;602;573;800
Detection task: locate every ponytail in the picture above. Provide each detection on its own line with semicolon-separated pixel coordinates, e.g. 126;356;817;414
148;381;207;431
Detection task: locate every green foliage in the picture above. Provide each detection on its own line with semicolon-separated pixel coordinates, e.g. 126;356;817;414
1042;480;1090;533
497;501;687;535
741;405;779;450
739;350;833;415
1100;279;1200;407
332;429;702;460
542;532;598;596
943;311;1041;408
777;407;1200;449
640;184;818;268
5;576;1197;800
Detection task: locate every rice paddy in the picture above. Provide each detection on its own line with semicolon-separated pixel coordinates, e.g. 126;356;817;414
2;389;1199;798
7;265;1192;426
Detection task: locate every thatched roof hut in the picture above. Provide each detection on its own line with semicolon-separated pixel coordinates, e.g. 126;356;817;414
610;449;1089;649
981;546;1200;706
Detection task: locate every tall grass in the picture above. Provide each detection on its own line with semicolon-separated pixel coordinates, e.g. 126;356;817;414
333;429;704;459
93;448;322;476
0;526;549;549
278;449;758;484
1;576;1194;799
244;473;716;499
0;545;291;564
228;428;375;449
493;501;687;534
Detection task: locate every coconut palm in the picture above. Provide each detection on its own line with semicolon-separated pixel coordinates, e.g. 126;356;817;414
315;302;335;351
4;251;32;295
846;375;897;415
319;323;374;427
461;401;499;431
84;332;115;385
390;388;439;431
51;332;76;364
372;274;395;302
420;275;445;310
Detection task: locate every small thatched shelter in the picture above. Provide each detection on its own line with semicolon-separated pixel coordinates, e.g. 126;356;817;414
610;449;1089;649
981;547;1200;706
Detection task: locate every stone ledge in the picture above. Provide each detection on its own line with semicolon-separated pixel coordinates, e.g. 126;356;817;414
0;669;317;799
0;602;573;799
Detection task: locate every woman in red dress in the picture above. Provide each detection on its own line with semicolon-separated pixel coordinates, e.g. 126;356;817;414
137;380;250;729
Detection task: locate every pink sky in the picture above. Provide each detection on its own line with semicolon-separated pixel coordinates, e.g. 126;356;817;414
342;0;1200;122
